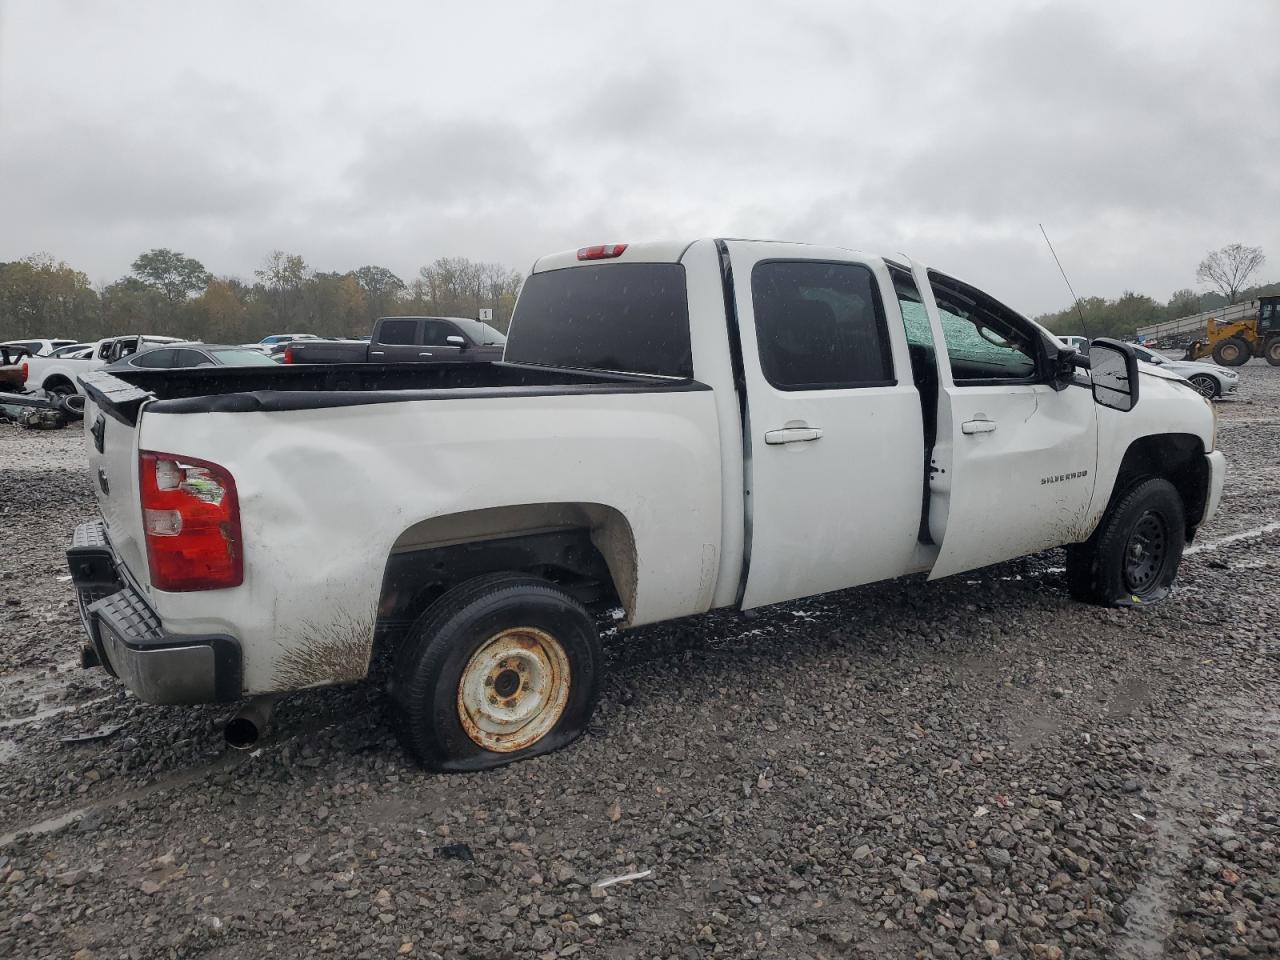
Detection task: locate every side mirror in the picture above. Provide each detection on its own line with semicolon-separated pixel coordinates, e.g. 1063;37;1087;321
1089;338;1140;412
446;335;467;348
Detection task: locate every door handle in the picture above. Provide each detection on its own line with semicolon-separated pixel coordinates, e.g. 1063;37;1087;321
764;426;823;445
370;351;385;356
961;419;997;435
418;352;433;357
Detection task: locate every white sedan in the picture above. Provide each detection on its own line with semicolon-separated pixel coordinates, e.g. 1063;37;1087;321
1131;344;1239;399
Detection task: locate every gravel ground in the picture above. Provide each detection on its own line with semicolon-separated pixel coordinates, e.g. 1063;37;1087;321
1;366;1278;960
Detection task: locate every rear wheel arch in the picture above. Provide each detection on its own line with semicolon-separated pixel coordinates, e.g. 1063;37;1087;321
372;503;636;663
42;374;76;394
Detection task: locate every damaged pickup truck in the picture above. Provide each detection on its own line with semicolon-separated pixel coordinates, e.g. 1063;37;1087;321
67;239;1225;770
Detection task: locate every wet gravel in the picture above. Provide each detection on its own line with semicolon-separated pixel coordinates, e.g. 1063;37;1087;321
1;365;1278;959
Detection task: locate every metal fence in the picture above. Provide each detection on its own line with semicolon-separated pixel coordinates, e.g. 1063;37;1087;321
1136;299;1259;342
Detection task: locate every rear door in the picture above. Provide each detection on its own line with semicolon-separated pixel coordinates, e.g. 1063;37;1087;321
909;262;1098;579
725;242;926;609
368;318;425;362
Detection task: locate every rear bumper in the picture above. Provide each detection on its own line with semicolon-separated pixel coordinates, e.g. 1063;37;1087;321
67;520;242;704
1201;450;1226;527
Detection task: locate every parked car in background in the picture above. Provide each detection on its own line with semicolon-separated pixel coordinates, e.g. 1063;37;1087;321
1130;343;1239;399
105;342;281;372
70;238;1223;772
1057;335;1089;355
48;342;94;359
2;337;76;357
284;316;506;364
23;335;184;401
258;333;318;346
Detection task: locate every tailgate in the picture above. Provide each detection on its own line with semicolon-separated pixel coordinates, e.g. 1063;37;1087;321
81;371;155;589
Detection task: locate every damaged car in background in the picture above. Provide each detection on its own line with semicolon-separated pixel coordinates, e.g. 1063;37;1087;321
65;239;1224;770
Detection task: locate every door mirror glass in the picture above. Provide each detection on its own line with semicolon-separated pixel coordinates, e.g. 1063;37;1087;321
1090;338;1140;412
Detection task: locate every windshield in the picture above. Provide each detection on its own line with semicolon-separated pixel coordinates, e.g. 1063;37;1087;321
475;322;507;345
210;348;281;366
50;343;91;357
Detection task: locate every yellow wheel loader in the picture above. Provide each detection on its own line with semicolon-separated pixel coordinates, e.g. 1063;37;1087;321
1185;296;1280;366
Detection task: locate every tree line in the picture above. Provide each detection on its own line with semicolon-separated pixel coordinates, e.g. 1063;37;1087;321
1035;243;1273;340
3;241;1271;347
0;248;524;345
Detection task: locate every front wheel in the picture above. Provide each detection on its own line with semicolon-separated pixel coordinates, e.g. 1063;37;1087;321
391;573;602;771
1066;477;1186;606
1187;373;1219;399
1211;337;1250;367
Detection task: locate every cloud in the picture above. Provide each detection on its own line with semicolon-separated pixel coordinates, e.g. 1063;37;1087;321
0;0;1276;311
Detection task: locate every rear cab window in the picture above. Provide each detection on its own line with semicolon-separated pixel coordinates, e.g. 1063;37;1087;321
504;264;693;377
376;319;419;345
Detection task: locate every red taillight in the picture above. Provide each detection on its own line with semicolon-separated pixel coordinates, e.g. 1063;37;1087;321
576;243;628;261
21;362;29;384
139;451;243;591
283;347;295;364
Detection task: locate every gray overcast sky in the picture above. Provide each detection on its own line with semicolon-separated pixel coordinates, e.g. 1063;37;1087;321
1;0;1277;315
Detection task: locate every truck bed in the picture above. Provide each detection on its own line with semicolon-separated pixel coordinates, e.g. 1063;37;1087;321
81;361;701;424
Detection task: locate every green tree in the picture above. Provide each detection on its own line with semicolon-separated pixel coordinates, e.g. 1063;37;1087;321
1167;288;1200;319
0;254;101;341
189;279;249;342
303;272;368;337
254;250;310;329
131;248;211;305
410;257;523;329
353;265;405;324
101;277;170;337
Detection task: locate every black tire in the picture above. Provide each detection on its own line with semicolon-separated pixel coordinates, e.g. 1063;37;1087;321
1211;337;1250;367
1187;373;1219;399
1265;338;1280;367
1066;477;1185;606
390;573;601;771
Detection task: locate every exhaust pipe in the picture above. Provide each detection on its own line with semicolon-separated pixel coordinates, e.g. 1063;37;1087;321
225;695;277;750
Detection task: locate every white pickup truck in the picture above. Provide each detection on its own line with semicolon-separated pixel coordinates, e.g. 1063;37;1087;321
24;334;182;405
67;239;1225;770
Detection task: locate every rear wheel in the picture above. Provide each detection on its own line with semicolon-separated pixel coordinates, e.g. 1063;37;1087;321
1211;337;1250;366
1187;373;1219;399
390;573;602;771
1265;337;1280;366
1066;477;1185;606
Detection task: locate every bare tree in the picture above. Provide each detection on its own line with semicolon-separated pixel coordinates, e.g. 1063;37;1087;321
1196;243;1265;304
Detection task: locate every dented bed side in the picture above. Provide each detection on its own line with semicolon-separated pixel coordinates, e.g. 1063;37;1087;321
124;388;723;696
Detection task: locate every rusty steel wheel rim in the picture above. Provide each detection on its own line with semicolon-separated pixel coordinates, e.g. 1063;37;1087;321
457;627;571;752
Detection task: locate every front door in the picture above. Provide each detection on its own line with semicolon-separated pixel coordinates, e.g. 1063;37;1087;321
418;319;467;363
725;241;927;609
910;263;1098;579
